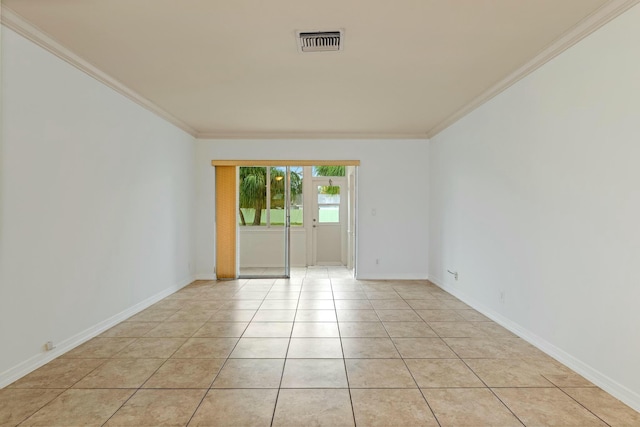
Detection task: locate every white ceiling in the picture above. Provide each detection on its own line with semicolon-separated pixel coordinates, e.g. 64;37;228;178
1;0;620;138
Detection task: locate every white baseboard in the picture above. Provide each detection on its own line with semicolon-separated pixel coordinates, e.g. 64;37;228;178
194;274;217;281
0;276;194;389
429;276;640;413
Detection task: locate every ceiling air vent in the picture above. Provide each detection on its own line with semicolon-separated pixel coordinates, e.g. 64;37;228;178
297;30;343;53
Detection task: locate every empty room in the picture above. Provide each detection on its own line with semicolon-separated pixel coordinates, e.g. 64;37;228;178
1;0;639;425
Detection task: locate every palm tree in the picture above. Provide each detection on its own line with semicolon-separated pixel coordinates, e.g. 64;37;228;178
239;167;303;226
269;168;303;209
239;167;266;226
314;165;345;177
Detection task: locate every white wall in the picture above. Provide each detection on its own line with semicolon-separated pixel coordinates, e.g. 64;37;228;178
429;4;640;410
0;27;196;385
195;139;429;280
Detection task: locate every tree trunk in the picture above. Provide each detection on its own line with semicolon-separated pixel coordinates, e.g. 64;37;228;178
252;200;263;226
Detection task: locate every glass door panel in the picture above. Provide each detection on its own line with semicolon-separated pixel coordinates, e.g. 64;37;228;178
238;165;292;277
313;182;344;265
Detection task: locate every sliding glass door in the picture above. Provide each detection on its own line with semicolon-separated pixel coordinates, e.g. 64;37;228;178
238;165;297;278
213;160;358;280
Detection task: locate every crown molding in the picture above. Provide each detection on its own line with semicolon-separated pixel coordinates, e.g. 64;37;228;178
196;131;428;140
426;0;640;139
1;6;198;137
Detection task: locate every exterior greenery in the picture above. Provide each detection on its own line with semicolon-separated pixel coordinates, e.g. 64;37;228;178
314;165;344;195
238;167;302;226
313;165;345;176
238;166;345;226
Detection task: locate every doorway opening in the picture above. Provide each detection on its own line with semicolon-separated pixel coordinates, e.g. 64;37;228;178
234;164;357;278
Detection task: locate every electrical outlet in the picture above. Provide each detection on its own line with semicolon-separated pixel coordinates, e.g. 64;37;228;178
499;291;505;304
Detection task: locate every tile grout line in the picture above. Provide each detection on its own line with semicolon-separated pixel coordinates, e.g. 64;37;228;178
331;275;358;427
415;290;529;426
269;273;304;427
103;288;215;427
187;278;276;427
453;349;527;426
385;286;443;427
550;378;613;427
21;301;187;425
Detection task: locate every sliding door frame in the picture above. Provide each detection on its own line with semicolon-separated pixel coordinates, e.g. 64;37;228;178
212;160;360;279
236;165;291;279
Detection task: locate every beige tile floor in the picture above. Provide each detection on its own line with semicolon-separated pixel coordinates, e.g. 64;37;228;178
2;267;639;426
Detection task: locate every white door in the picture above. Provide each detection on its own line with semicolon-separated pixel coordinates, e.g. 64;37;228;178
312;178;347;265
